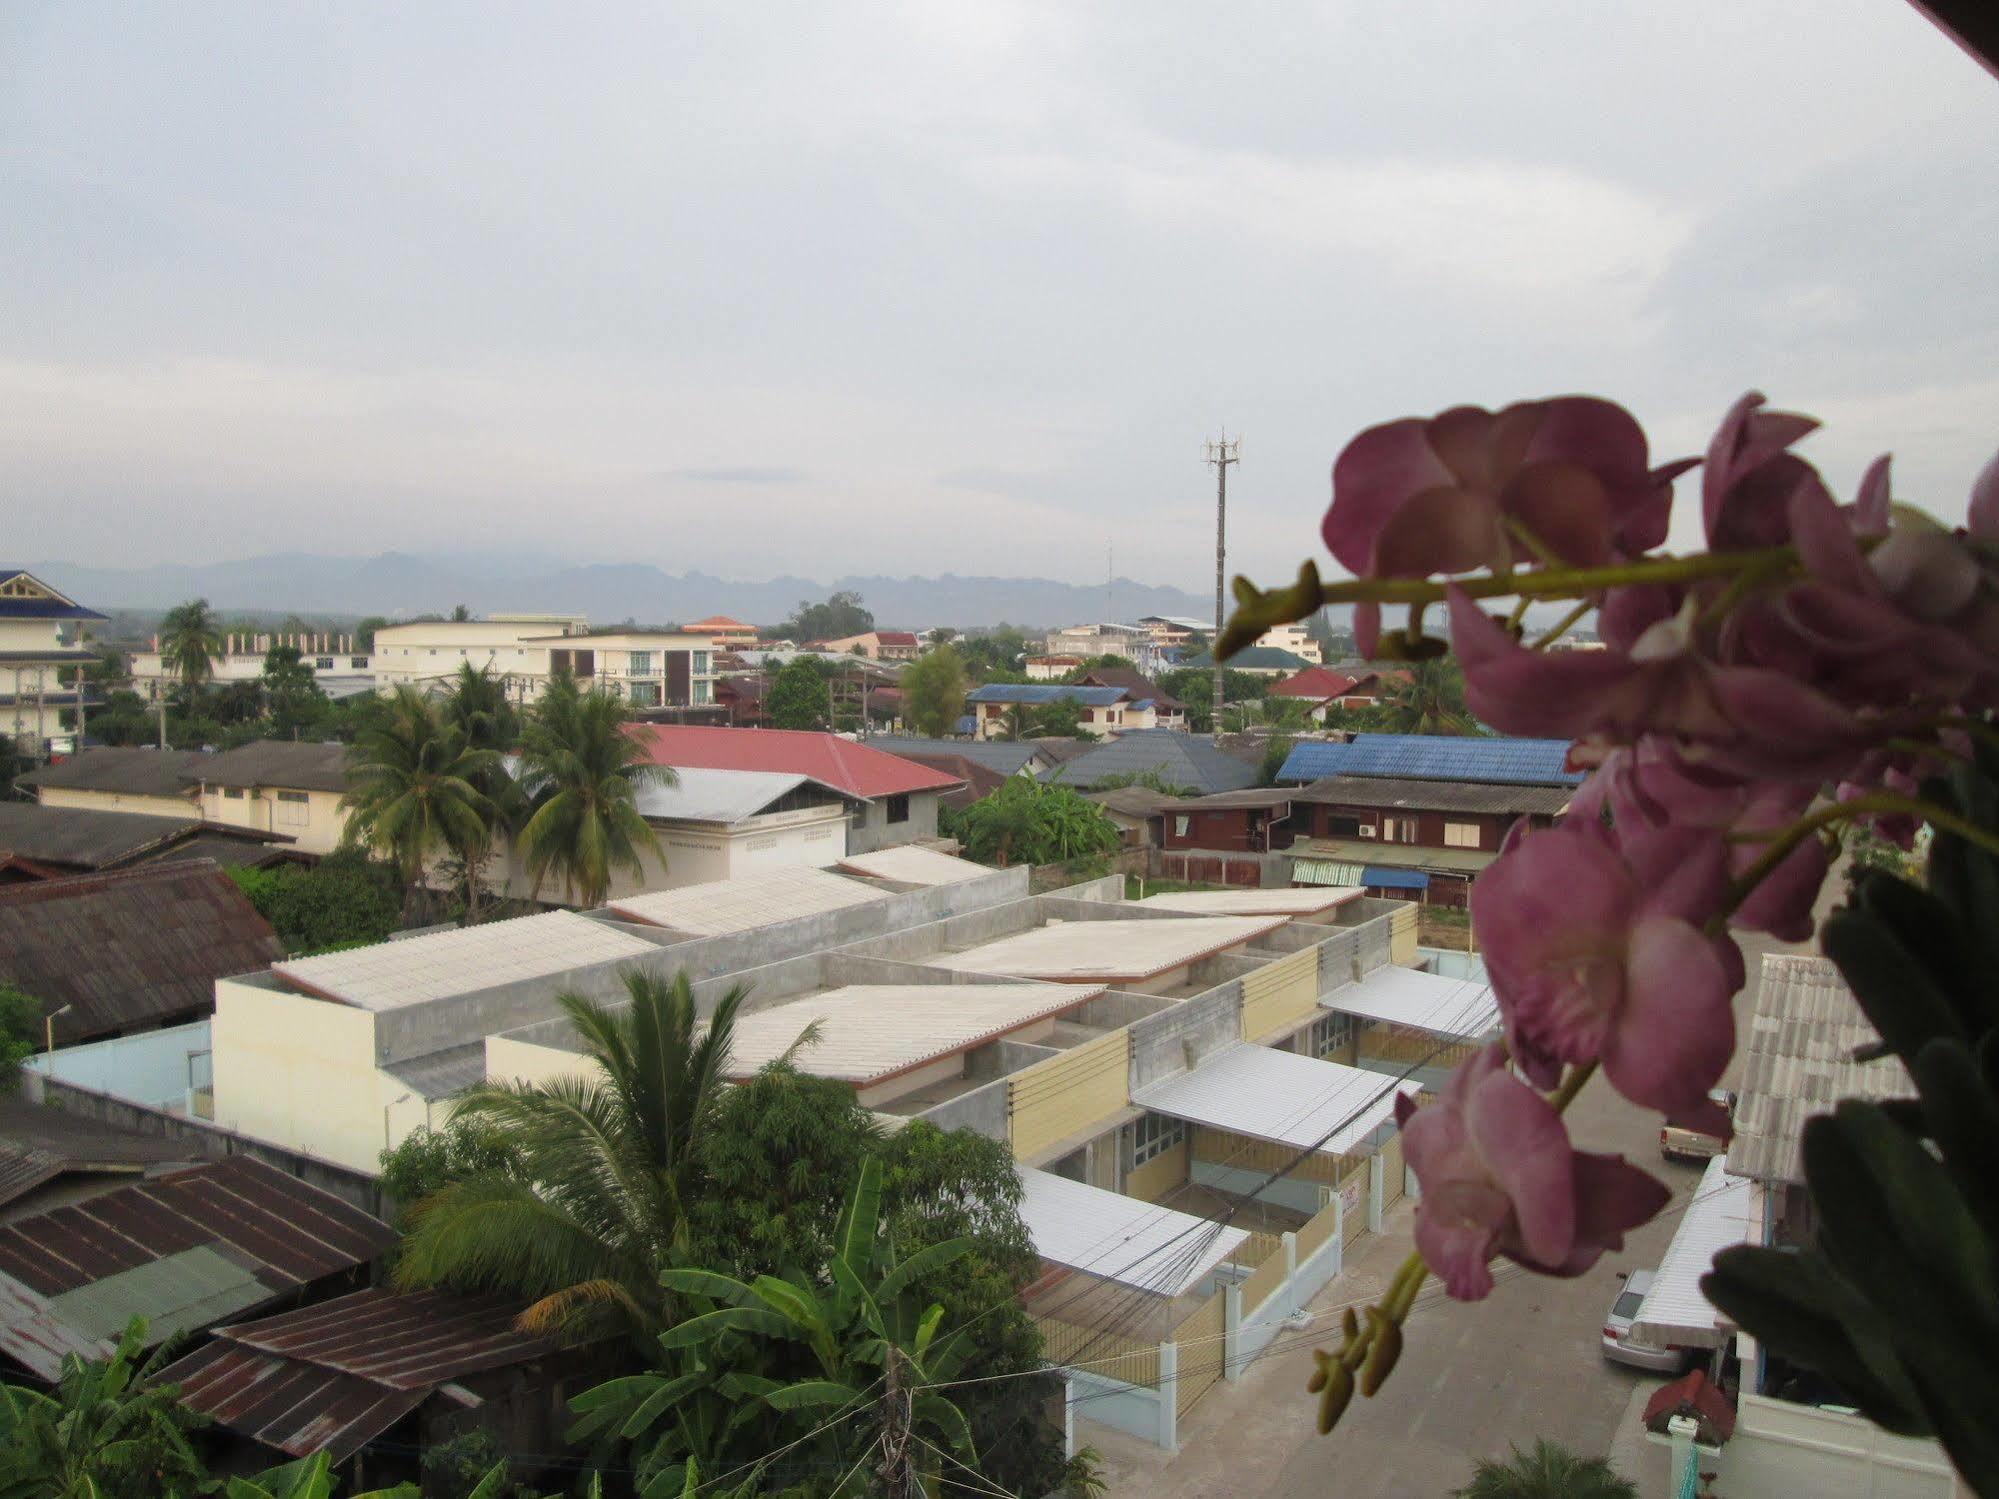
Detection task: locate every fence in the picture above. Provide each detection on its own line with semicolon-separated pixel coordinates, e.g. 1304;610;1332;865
1172;1292;1227;1417
1033;1314;1162;1389
1007;1029;1130;1160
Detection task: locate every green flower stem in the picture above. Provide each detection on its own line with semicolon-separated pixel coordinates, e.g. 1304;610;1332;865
1721;793;1999;919
1529;599;1595;650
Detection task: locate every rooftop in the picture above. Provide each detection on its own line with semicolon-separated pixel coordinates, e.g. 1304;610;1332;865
626;724;963;801
18;747;205;799
273;911;662;1012
604;865;888;936
189;740;350;793
964;683;1128;707
629;766;850;823
1131;887;1363;918
1268;666;1373;700
870;737;1052;776
1085;787;1181;819
1628;1155;1757;1350
1176;646;1316;672
0;862;285;1044
1133;1043;1409;1156
1288;836;1497;876
835;845;991;886
1043;729;1259;795
0;570;105;622
722;983;1103;1085
1074;667;1183;709
1017;1167;1249;1298
1292;772;1575;818
0;802;203;871
1276;733;1585;787
1727;953;1915;1185
1320;963;1500;1039
931;913;1287;984
684;615;757;630
0;1098;195;1212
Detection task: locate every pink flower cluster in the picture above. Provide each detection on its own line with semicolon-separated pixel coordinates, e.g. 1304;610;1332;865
1324;392;1999;1300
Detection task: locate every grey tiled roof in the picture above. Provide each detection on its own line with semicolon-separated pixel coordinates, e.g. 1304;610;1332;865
19;749;205;800
870;737;1048;776
0;803;198;870
1727;953;1914;1185
1042;730;1258;795
190;741;350;793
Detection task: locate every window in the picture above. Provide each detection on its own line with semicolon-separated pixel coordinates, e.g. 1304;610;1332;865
628;650;653;675
1173;815;1191;838
274;789;309;828
314;656;334;670
1130;1111;1185;1166
630;681;660;707
694;680;712;704
222;786;245;800
1443;821;1481;848
693;651;710;674
1305;1011;1355;1060
886;794;910;824
350;656;368;668
1383;817;1417;843
1327;814;1362;837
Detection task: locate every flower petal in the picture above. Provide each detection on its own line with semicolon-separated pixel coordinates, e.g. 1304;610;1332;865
1465;1067;1577;1269
1601;916;1737;1111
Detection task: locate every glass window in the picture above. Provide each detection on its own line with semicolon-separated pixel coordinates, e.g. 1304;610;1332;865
886;794;910;824
314;656;334;670
1173;815;1191;838
1131;1112;1185;1166
1305;1011;1355;1059
1611;1291;1645;1320
693;651;710;674
628;650;653;675
1328;814;1362;837
1443;821;1481;848
222;786;244;800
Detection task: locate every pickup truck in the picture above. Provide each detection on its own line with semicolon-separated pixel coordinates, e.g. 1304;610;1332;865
1660;1089;1736;1162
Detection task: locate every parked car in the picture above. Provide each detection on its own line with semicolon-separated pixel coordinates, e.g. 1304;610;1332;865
1660;1088;1736;1162
1602;1269;1686;1372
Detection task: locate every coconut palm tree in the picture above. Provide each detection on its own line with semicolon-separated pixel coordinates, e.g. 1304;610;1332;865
340;684;501;920
1371;657;1476;736
1454;1440;1637;1499
441;663;523;918
514;673;672;908
157;598;222;697
394;968;749;1348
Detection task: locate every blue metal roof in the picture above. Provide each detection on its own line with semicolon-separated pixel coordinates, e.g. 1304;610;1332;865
964;684;1126;707
1361;866;1431;890
0;570;106;621
1277;733;1583;787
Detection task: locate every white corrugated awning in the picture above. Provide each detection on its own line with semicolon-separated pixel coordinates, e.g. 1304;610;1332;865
1629;1156;1757;1349
1320;965;1500;1041
1132;1044;1409;1156
1017;1168;1250;1297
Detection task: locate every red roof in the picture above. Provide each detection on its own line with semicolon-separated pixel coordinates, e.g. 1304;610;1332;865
1269;667;1371;700
685;615;755;630
626;725;962;800
875;631;920;647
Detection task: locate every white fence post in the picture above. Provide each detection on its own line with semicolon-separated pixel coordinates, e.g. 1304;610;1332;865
1158;1340;1178;1451
1368;1152;1385;1234
1223;1281;1243;1382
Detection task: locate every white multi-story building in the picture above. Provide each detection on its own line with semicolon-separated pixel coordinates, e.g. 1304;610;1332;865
1253;622;1324;664
371;616;720;710
130;631;375;703
0;568;104;757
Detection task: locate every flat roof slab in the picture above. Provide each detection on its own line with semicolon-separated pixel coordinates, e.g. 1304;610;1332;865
836;846;990;886
724;983;1102;1085
931;914;1288;984
605;866;886;936
1131;888;1364;917
274;912;660;1011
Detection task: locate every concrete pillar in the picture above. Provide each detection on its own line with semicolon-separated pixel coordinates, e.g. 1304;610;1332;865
1666;1414;1698;1498
1157;1340;1178;1451
1062;1376;1076;1459
1223;1281;1243;1382
1369;1152;1385;1234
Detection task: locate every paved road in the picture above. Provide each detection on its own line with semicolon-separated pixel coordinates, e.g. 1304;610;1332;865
1089;925;1805;1498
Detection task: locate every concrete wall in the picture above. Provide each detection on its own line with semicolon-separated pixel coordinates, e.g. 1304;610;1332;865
847;789;943;854
28;1020;211;1111
1128;978;1245;1091
499;805;850;906
34;785;197;819
912;1075;1009;1141
1709;1395;1968;1497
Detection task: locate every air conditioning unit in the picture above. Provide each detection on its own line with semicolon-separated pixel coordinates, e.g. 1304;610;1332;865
1357;825;1376;838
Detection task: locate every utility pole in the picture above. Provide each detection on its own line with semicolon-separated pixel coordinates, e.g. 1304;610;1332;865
1204;431;1241;744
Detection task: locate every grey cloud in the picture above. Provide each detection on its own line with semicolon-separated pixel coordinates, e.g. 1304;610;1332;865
669;467;811;485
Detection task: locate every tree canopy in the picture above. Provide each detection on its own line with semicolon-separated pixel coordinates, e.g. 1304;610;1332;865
514;674;669;907
765;657;830;731
785;591;873;643
953;776;1119;866
898;644;968;737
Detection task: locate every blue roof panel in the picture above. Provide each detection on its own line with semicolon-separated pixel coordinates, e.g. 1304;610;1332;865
1277;733;1582;787
1361;865;1431;890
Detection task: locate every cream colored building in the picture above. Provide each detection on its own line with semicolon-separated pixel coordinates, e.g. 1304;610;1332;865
0;569;104;758
131;631;373;703
371;616;718;710
188;742;352;856
21;748;205;818
1253;623;1323;664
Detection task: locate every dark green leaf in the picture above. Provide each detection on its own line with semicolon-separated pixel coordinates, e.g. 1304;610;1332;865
1913;1039;1999;1235
1820;912;1965;1064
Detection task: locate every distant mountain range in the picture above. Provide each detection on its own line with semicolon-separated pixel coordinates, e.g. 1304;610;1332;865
31;552;1229;631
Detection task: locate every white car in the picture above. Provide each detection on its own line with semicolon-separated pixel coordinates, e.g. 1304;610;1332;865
1602;1269;1686;1372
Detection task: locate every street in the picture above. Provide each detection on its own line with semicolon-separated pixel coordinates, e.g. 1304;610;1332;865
1088;926;1804;1498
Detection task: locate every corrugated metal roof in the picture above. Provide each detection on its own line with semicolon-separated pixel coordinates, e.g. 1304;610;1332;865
19;748;205;799
1017;1168;1248;1297
1286;837;1496;876
191;742;350;793
630;767;845;824
836;846;989;886
0;803;199;869
1291;773;1574;818
723;984;1103;1085
606;866;887;937
1132;888;1363;918
0;1275;111;1380
0;862;285;1044
1084;788;1179;819
1043;731;1259;795
51;1244;270;1343
0;1157;394;1378
382;1041;488;1102
932;915;1287;984
964;684;1128;706
1277;734;1585;787
1133;1044;1410;1156
1727;953;1914;1185
160;1288;557;1461
0;1098;195;1210
1319;965;1500;1040
1629;1156;1757;1349
274;911;660;1012
871;737;1052;776
626;725;963;800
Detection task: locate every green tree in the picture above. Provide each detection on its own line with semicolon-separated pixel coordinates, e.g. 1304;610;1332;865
784;591;873;643
442;663;523;917
0;984;40;1089
377;1118;521;1222
261;644;329;736
87;690;155;747
954;776;1119;867
394;969;749;1348
353;616;389;652
572;1160;983;1499
0;1318;208;1499
1030;697;1099;741
228;854;403;954
765;657;830;732
1259;733;1297;787
451;603;473;622
955;627;1029;678
340;685;501;919
514;675;669;908
1453;1440;1637;1499
1370;658;1475;735
157;599;222;696
898;645;967;738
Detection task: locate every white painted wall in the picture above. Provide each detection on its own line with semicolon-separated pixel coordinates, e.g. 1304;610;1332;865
35;784;199;819
1710;1394;1968;1497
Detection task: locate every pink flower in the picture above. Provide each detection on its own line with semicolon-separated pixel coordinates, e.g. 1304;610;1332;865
1397;1046;1668;1301
1703;391;1832;551
1471;820;1739;1113
1322;397;1690;582
1449;585;1870;782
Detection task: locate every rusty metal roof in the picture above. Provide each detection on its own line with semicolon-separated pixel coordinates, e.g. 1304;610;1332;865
0;1097;196;1211
0;1156;394;1378
0;861;285;1043
160;1288;561;1461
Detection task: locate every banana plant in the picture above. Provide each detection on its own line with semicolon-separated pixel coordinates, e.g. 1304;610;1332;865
571;1159;984;1498
1703;747;1999;1495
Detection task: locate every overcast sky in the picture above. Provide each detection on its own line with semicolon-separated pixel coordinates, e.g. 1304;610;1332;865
4;2;1994;592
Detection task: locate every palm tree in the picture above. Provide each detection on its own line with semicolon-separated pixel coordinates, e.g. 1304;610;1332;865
340;684;501;920
1455;1440;1637;1499
442;663;523;919
0;1318;207;1499
157;598;222;697
514;673;672;908
1371;657;1476;736
394;968;749;1347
